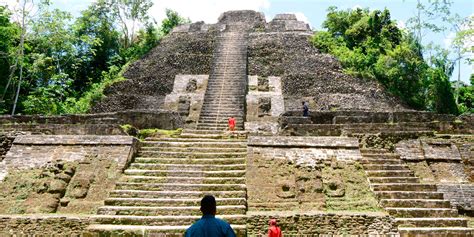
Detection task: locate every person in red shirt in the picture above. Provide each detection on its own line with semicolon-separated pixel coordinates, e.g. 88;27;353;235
268;219;282;237
228;116;236;132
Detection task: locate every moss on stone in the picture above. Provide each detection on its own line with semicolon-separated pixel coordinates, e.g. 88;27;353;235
0;161;77;214
138;128;182;140
322;162;382;212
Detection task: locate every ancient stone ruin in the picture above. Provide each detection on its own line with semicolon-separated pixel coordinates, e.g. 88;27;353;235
0;10;473;236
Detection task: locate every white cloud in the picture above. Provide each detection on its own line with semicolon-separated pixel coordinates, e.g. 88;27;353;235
352;4;362;10
293;12;309;24
149;0;271;24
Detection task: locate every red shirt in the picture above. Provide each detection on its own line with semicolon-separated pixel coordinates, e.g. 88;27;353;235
268;226;282;237
228;118;236;127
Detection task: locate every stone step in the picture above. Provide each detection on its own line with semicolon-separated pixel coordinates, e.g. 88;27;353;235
172;133;244;139
181;129;232;134
91;214;247;226
145;137;246;142
200;111;246;116
200;105;245;109
376;191;445;200
364;164;409;170
201;104;244;109
396;218;468;228
360;148;391;154
196;127;244;131
369;177;419;183
141;141;246;148
196;123;244;128
201;102;244;106
123;170;245;178
372;183;437;192
195;124;242;129
115;182;246;192
120;175;245;184
198;115;244;120
104;197;246;207
138;151;246;158
140;147;247;153
129;163;247;171
109;190;246;199
366;170;414;177
205;87;245;91
385;208;458;218
206;82;246;86
134;157;246;165
363;153;401;159
361;159;403;164
97;205;246;216
380;199;452;208
196;122;243;127
86;224;247;236
398;227;474;236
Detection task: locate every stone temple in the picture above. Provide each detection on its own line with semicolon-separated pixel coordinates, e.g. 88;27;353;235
0;10;473;236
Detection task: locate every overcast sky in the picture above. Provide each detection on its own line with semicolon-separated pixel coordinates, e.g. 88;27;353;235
1;0;472;84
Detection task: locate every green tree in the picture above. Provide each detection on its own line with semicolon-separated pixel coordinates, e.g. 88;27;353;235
72;0;120;91
161;9;190;35
0;6;20;114
111;0;153;49
426;50;458;114
374;39;428;109
312;7;425;108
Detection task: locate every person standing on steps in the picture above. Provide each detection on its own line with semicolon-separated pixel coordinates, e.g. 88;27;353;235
228;116;236;132
185;195;236;237
302;101;309;117
268;219;282;237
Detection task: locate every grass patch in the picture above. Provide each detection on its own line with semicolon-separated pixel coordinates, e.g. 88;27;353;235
322;161;383;212
120;124;182;140
138;128;182;140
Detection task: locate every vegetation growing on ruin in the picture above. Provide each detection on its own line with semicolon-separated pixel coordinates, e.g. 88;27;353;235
0;1;189;115
322;162;382;212
0;161;77;214
121;124;182;140
312;5;473;114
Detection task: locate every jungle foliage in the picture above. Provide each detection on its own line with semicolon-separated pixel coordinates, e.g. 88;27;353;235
312;6;472;114
0;0;188;115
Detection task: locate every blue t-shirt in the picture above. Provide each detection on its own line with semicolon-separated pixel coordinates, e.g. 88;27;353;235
185;215;236;237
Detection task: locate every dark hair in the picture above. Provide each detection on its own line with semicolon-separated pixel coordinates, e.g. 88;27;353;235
200;195;217;215
302;101;305;105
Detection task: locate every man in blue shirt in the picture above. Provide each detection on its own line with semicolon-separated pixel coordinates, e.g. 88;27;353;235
185;195;236;237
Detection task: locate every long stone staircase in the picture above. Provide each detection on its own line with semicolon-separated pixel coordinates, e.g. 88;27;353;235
87;132;248;235
87;23;251;236
361;148;473;237
197;24;248;131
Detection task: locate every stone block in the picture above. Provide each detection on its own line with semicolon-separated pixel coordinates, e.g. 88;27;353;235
273;13;297;21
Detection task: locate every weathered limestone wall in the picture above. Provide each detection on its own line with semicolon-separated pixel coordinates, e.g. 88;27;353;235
396;138;471;182
247;212;397;236
92;26;218;112
0;135;136;215
437;184;474;214
0;215;90;236
245;76;284;135
247;32;408;112
164;75;208;128
396;136;474;214
246;136;361;211
0;134;13;161
266;13;311;32
0;110;184;130
4;135;137;173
